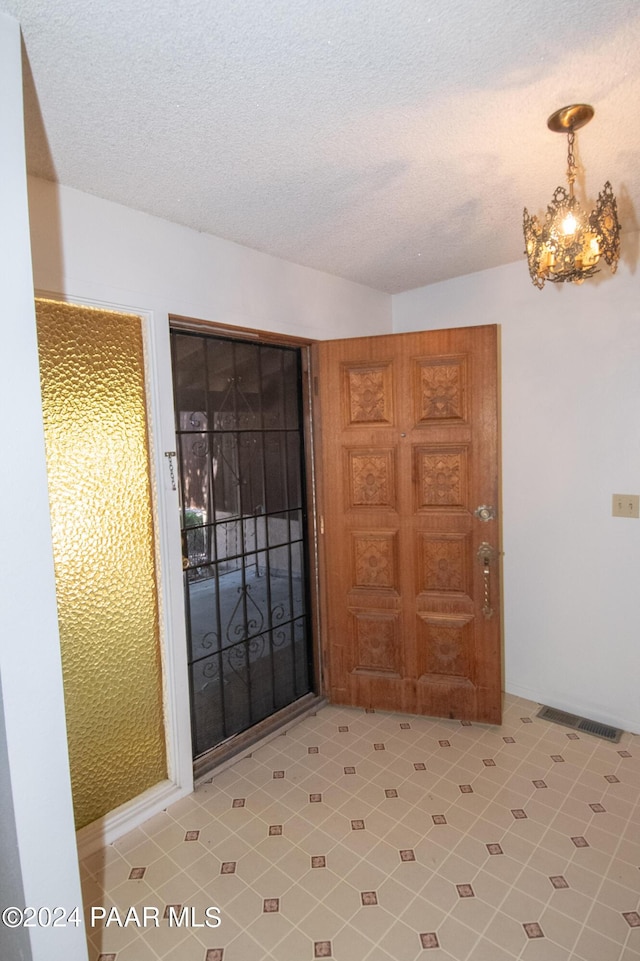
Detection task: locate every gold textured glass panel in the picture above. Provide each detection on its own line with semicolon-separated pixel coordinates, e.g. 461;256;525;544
35;299;166;830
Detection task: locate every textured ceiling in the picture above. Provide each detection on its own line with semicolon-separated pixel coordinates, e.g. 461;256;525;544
2;0;640;293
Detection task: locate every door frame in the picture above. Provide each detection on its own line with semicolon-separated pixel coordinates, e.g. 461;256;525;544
169;315;327;777
35;290;196;856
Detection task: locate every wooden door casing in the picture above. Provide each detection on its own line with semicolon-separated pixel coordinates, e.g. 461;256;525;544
314;325;501;724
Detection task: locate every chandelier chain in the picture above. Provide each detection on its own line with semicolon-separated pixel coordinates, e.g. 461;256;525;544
566;130;576;195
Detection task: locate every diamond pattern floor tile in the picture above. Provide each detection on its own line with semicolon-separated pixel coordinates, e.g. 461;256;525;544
82;695;640;961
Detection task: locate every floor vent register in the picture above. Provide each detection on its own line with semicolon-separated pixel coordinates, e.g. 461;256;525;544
536;705;622;743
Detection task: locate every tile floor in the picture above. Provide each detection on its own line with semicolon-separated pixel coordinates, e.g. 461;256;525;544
81;694;640;961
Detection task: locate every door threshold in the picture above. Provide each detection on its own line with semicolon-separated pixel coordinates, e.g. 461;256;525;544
193;693;327;783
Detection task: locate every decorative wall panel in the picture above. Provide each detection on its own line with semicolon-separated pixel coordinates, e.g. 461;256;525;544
415;446;468;510
347;449;395;509
414;355;467;425
343;363;393;426
418;533;470;595
351;611;401;675
36;299;166;830
417;614;473;679
352;532;397;591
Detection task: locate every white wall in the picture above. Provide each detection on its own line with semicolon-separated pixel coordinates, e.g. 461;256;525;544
0;14;88;961
394;252;640;734
27;176;391;344
0;685;32;961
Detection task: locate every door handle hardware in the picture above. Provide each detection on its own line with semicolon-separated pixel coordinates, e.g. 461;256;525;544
474;504;496;522
476;541;498;619
164;450;177;491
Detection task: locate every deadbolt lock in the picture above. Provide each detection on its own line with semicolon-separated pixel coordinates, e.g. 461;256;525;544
474;504;496;522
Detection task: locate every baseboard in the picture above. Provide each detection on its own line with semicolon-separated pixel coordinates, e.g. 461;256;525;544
76;778;191;860
505;682;639;737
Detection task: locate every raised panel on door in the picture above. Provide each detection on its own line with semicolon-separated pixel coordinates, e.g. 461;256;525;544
315;325;501;724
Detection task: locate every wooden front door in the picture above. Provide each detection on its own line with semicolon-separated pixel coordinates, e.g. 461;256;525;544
314;324;501;724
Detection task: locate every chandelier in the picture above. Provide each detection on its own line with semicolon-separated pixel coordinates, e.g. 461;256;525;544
523;104;620;289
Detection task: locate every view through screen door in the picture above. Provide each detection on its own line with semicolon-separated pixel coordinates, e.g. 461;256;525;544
170;329;314;760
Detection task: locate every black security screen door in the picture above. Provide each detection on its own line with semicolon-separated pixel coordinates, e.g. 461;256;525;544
170;330;314;759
